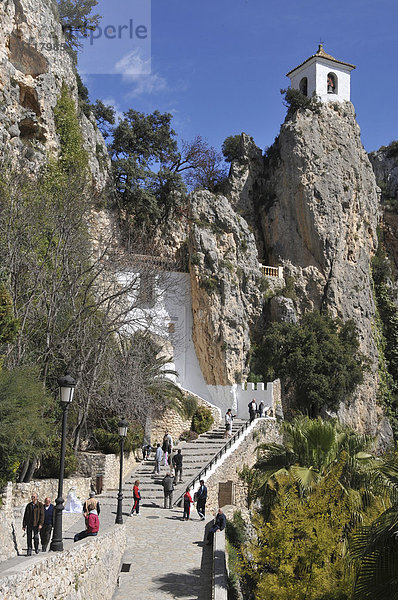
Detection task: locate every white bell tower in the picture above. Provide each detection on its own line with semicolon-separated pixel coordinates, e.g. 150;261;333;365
286;44;355;103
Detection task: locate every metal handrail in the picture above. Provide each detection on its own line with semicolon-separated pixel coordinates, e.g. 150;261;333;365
173;418;251;506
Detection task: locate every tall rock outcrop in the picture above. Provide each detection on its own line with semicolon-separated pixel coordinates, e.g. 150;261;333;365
257;102;388;440
369;145;398;283
189;190;264;385
0;0;108;190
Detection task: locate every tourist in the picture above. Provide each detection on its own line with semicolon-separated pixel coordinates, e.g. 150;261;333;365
183;487;193;520
74;499;99;542
40;497;54;552
172;448;183;484
154;443;163;475
162;472;174;509
130;479;141;516
162;431;173;466
22;492;44;556
206;508;227;545
224;408;234;438
196;480;207;520
258;401;265;418
248;399;257;423
82;490;101;515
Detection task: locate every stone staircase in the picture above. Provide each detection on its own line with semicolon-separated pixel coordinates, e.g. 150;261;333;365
99;418;246;511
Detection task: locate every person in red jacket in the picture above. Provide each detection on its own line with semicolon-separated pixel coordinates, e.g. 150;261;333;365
74;500;99;542
130;479;141;516
183;487;193;521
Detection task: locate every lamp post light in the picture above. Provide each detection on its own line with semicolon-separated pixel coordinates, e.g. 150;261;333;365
50;374;76;552
115;418;128;525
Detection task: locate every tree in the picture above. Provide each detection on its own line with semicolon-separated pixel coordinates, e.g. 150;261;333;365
56;0;101;51
91;99;116;139
111;109;186;226
243;417;379;522
349;456;398;600
250;311;367;416
171;135;228;191
0;367;55;486
222;134;243;163
0;283;19;368
241;461;356;600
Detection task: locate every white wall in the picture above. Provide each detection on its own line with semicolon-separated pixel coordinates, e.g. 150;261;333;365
289;57;352;103
118;271;274;418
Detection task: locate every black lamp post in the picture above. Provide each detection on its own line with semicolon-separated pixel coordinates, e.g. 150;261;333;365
50;374;76;552
115;418;128;524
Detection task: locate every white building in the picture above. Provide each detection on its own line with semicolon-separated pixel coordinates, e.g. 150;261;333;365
286;44;355;103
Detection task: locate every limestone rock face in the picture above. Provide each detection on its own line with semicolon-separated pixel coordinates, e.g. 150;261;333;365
0;0;109;191
189;190;263;385
369;147;398;283
258;102;385;439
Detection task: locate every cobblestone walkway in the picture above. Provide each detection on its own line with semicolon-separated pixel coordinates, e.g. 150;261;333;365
113;505;213;600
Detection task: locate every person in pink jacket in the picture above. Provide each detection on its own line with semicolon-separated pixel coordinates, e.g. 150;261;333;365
74;499;99;542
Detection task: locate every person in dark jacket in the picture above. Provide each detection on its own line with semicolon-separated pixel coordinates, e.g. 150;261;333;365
82;490;101;515
206;508;227;545
196;480;207;520
40;497;54;552
172;449;183;484
74;500;99;542
23;492;44;556
162;472;174;508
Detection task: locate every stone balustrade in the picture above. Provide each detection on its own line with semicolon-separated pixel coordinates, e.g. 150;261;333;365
0;524;126;600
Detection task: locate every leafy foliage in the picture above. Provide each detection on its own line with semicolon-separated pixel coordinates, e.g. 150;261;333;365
349;457;398;600
56;0;101;52
0;367;55;486
281;88;322;118
250;311;367;416
191;405;214;434
111;109;186;226
222;134;243;163
36;437;77;479
0;283;19;365
372;238;398;438
240;462;355;600
93;416;144;454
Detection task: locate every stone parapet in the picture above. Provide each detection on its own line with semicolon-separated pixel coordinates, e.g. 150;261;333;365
150;393;221;445
205;419;282;512
0;524;126;600
4;477;91;510
76;451;138;491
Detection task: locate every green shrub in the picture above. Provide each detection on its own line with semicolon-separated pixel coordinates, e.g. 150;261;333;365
93;417;144;454
179;430;199;442
226;510;248;548
222;134;243;163
281;88;321;117
191;406;214;434
37;438;77;479
178;394;198;420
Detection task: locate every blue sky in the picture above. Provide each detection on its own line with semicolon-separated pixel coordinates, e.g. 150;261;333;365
79;0;398;154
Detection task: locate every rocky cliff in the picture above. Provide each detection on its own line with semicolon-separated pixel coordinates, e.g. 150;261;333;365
0;0;108;190
189;103;392;444
369;145;398;283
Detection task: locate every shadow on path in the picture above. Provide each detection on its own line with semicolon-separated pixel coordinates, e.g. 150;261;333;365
153;526;212;600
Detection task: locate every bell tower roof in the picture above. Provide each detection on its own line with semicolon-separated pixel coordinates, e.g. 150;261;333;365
286;44;356;77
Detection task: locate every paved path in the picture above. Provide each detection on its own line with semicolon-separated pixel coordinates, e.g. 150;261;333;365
113;505;213;600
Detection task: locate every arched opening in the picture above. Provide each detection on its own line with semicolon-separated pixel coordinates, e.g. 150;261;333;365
299;77;308;96
327;72;337;94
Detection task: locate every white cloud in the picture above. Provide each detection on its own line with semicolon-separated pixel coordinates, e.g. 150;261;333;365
101;97;124;123
115;48;167;97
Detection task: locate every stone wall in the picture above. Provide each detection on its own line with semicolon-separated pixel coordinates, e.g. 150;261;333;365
4;476;91;510
0;524;126;600
150;394;221;445
205;419;282;512
76;451;138;491
0;484;16;562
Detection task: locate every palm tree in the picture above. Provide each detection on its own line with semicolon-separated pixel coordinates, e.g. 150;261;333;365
349;457;398;600
250;417;378;518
